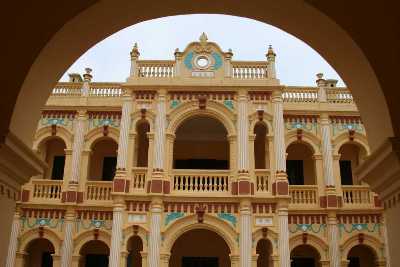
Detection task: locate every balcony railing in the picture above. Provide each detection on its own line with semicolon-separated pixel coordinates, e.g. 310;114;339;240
132;167;147;190
255;169;271;193
85;181;113;201
231;61;268;79
282;87;318;103
172;169;230;194
326;88;353;104
137;60;175;78
31;179;63;201
342;185;373;207
289;185;319;205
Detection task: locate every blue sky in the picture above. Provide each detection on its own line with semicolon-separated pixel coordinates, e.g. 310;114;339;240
61;14;344;86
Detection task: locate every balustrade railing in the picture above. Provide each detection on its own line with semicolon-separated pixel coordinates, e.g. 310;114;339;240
283;87;319;103
289;185;319;205
342;185;372;206
52;85;82;96
327;88;353;104
255;169;271;193
231;62;268;79
137;60;175;78
85;181;113;201
89;86;124;97
172;170;229;193
132;167;147;190
31;179;62;201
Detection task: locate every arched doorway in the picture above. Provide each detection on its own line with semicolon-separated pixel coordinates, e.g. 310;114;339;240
290;244;321;267
37;137;66;180
173;116;229;170
338;143;367;185
126;235;143;267
256;239;273;267
254;122;270;169
24;238;55;267
347;244;377;267
135;120;150;167
169;228;231;267
88;138;118;181
79;240;109;267
286;142;316;185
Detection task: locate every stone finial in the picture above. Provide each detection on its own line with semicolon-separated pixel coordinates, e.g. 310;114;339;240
225;48;233;59
316;73;324;79
266;45;276;57
130;42;140;59
199;32;208;44
316;73;326;86
83;67;93;82
174;48;182;58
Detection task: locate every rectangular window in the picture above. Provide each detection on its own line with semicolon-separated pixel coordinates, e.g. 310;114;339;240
286;160;304;185
102;157;117;181
51;156;65;180
339;160;353;185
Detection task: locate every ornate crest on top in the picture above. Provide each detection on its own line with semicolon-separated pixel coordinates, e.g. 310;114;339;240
194;32;212;54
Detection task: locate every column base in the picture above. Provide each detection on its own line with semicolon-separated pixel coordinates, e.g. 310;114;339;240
147;170;170;194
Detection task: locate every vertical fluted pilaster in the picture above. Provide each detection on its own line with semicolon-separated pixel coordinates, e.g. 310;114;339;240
148;201;162;267
320;114;335;186
153;91;167;170
237;91;249;171
381;215;391;267
70;110;87;184
328;214;340;267
109;202;125;267
240;202;252;267
278;207;290;267
60;210;75;267
5;210;21;267
117;94;133;170
272;90;286;172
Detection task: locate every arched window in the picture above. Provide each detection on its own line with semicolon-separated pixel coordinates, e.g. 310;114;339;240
254;122;269;169
88;138;118;181
256;239;272;267
24;238;55;267
290;244;321;267
347;244;378;267
173;116;229;170
135;120;150;167
38;137;67;180
286;142;316;185
79;240;109;267
126;236;143;267
339;143;367;185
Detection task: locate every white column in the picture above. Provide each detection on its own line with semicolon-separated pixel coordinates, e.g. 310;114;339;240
272;90;286;172
109;201;125;267
240;202;252;267
148;200;162;267
81;68;92;96
60;210;75;267
5;210;21;267
381;215;391;267
237;90;249;171
320;114;335;186
70;110;87;184
153;91;167;170
278;207;290;267
117;94;133;170
130;43;140;77
266;45;276;79
327;214;340;267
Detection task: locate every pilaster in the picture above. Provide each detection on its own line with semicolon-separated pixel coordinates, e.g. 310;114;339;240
109;196;126;267
5;207;21;267
60;208;76;267
148;198;163;267
240;199;252;267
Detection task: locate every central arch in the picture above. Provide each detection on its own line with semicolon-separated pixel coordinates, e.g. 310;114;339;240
169;228;231;267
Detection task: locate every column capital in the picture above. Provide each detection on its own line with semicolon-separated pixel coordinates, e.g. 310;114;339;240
76;109;88;119
271;89;283;102
319;113;330;125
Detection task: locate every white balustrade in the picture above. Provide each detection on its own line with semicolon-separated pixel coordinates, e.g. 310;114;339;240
52;85;82;96
282;87;319;103
289;185;318;205
172;170;229;193
137;61;175;78
342;185;372;206
327;88;354;104
89;86;124;97
232;62;267;79
32;179;62;200
85;181;113;201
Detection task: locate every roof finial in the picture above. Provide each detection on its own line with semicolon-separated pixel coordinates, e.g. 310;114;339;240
83;67;93;82
199;32;208;44
130;42;140;59
267;45;276;57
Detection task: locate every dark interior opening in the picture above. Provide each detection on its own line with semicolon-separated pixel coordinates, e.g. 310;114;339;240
339;160;353;185
102;156;117;181
286;159;304;185
51;155;65;180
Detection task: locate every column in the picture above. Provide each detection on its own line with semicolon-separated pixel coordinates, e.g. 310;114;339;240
153;90;167;172
5;209;21;267
60;209;75;267
381;215;391;267
148;199;162;267
237;90;249;171
272;90;286;172
277;205;290;267
320;113;335;186
117;92;133;170
174;49;182;76
225;49;233;77
240;201;252;267
69;110;87;186
130;43;140;77
327;213;340;267
266;45;276;79
109;198;125;267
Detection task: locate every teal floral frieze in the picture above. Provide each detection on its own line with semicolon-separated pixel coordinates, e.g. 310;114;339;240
211;52;222;70
217;212;237;227
285;121;318;134
21;217;64;230
89;118;120;129
170;99;181;109
165;212;185;226
289;224;327;234
76;219;112;231
332;122;364;136
223;100;234;110
338;223;381;236
184;51;194;70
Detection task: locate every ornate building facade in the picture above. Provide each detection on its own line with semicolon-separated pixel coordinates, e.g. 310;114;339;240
6;34;389;267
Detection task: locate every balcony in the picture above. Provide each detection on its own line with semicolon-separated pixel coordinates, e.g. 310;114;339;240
85;181;113;202
30;179;63;203
171;169;230;196
131;167;147;192
289;185;319;207
342;185;374;208
255;169;271;194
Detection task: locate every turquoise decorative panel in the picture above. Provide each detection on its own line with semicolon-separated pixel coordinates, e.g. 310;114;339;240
289;223;327;234
76;219;112;231
223;100;234;110
217;212;237;226
170;99;180;109
21;217;64;230
332;122;364;136
165;212;185;226
89;118;120;128
184;52;194;70
338;223;381;236
211;52;223;70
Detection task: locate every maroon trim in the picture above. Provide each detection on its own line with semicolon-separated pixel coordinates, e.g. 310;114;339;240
276;181;289;195
320;196;327;208
113;179;126;192
21;190;30;202
238;180;251;195
163;180;170;194
231;181;238;195
150;179;163;193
